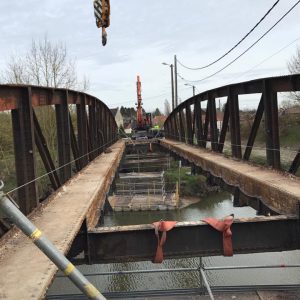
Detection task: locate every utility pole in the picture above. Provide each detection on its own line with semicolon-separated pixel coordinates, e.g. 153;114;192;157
170;64;175;110
174;55;178;107
185;83;196;97
162;62;175;110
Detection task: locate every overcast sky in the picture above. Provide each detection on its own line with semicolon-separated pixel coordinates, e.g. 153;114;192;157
0;0;300;112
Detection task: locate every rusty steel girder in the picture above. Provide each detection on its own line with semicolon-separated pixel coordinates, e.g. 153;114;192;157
0;84;118;217
164;74;300;174
160;139;300;216
71;216;300;264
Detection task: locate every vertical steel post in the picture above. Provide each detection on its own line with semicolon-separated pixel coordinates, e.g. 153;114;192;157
11;87;37;214
263;80;281;169
69;112;82;172
55;91;71;184
228;88;242;158
173;112;179;141
185;103;193;144
179;109;186;143
77;94;89;167
194;100;203;147
89;98;97;160
208;94;218;152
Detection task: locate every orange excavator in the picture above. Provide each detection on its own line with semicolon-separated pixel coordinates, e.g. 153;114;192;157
135;75;152;131
132;76;152;139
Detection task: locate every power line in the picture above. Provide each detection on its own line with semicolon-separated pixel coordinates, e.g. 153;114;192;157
177;0;280;70
229;35;300;84
183;0;300;84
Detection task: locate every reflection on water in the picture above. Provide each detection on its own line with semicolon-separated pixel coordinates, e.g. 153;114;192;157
47;192;300;296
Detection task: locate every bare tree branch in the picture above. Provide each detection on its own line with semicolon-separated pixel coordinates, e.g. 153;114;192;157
2;35;87;90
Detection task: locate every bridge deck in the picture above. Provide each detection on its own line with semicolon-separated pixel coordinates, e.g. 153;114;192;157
160;139;300;215
0;140;125;300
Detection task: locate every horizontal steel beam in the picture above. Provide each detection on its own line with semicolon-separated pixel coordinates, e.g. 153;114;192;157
0;85;113;113
78;216;300;264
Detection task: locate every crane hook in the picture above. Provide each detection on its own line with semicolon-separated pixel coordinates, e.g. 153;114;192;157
102;27;107;46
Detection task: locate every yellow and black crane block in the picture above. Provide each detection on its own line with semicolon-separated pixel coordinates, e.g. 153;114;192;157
93;0;110;46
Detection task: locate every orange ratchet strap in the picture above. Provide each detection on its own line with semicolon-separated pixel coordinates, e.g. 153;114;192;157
203;214;234;256
152;221;177;263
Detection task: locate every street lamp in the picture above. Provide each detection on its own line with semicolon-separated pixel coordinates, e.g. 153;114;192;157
162;62;175;110
184;83;196;96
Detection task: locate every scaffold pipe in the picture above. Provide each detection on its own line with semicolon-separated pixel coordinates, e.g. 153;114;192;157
0;181;105;300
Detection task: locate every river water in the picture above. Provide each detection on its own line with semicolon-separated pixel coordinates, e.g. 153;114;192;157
47;191;300;296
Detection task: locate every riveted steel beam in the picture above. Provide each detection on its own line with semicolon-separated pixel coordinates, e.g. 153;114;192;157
79;216;300;264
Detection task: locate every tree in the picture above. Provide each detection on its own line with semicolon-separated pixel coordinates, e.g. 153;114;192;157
164;99;171;116
2;35;88;91
153;108;162;117
287;47;300;102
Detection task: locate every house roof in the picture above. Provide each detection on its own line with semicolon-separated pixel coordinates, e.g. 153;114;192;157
153;115;167;125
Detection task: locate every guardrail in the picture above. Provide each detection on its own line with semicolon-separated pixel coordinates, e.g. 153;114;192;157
55;261;300;300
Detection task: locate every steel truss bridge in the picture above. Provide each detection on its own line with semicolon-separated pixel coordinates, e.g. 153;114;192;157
0;75;299;299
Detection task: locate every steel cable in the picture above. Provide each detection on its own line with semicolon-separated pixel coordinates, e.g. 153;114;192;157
182;0;300;83
177;0;280;70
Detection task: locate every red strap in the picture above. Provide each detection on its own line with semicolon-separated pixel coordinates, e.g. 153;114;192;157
152;221;177;263
203;215;234;256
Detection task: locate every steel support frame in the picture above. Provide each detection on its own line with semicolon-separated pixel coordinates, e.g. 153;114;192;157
217;100;229;153
194;99;204;147
55;91;71;184
71;216;300;264
243;96;264;160
208;93;218;152
185;103;193;144
203;101;209;149
228;88;242;158
77;94;89;168
164;74;300;174
33;110;61;190
263;80;281;169
0;85;118;216
11;87;38;214
289;150;300;174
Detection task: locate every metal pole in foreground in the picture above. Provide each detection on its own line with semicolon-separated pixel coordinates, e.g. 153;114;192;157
0;181;105;300
200;268;214;300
